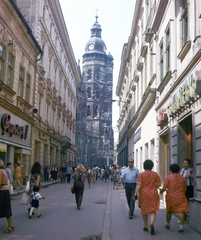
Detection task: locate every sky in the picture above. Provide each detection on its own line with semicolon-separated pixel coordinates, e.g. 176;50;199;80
59;0;136;141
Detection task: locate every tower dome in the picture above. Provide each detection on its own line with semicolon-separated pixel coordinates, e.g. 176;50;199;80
84;16;106;54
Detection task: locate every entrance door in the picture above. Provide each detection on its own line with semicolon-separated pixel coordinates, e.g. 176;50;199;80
179;115;192;165
159;133;169;183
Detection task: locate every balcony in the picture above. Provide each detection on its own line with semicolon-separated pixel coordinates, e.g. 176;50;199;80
133;69;139;82
137;56;144;72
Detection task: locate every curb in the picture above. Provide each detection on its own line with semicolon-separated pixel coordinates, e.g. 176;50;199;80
11;180;60;196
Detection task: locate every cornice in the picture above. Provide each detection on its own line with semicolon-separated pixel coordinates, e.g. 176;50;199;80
48;0;81;85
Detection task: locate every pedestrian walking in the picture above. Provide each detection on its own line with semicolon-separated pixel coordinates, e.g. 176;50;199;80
120;158;139;219
0;160;14;233
5;162;13;194
180;158;194;201
60;164;67;183
66;165;72;183
87;166;93;188
13;162;23;190
160;163;190;233
134;159;161;235
43;165;49;182
112;165;120;190
27;162;42;216
72;164;86;210
29;186;45;219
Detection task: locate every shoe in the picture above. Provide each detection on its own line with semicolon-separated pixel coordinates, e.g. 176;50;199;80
143;226;148;231
150;225;155;235
37;213;41;218
5;225;14;233
164;223;170;229
129;215;134;219
29;215;32;219
77;207;80;210
178;229;184;233
20;187;23;190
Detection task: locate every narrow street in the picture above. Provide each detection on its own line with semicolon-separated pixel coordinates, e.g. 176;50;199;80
0;179;200;240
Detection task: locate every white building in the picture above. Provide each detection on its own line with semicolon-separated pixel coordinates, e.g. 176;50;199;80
116;0;201;233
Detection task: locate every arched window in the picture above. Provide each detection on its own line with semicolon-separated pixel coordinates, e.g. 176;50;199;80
95;68;100;80
87;105;91;116
87;69;91;80
87;87;91;98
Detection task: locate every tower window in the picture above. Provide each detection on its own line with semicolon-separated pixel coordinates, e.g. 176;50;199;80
87;69;91;80
87;105;91;116
87;87;91;98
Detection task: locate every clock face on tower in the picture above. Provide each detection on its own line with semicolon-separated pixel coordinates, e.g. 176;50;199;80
88;44;94;50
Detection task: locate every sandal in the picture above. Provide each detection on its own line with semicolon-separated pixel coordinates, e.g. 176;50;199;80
143;226;148;231
4;225;14;233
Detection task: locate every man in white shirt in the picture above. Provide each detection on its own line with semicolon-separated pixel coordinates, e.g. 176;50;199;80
120;158;139;219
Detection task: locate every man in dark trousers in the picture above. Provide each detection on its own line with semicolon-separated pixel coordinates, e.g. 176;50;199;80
120;158;139;219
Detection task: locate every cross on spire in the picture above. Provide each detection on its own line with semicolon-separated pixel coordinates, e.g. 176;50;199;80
95;8;99;22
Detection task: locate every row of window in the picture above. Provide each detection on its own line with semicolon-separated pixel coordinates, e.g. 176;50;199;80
0;43;31;102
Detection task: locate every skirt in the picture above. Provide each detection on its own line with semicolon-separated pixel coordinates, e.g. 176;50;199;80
0;190;12;218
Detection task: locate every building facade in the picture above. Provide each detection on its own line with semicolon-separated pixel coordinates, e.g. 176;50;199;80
116;0;201;233
0;0;42;180
15;0;81;171
75;16;114;167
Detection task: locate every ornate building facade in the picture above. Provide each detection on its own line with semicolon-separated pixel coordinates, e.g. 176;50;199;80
12;0;81;172
116;0;201;233
0;0;42;180
75;16;114;167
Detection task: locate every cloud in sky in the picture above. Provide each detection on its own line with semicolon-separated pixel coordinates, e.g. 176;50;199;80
59;0;136;141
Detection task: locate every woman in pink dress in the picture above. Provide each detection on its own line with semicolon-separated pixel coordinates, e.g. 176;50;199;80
160;163;190;233
134;159;161;235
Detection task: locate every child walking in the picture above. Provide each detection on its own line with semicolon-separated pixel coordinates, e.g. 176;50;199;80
29;186;45;219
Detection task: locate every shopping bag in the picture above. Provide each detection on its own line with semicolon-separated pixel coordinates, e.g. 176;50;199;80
21;192;28;205
9;184;13;195
25;180;30;192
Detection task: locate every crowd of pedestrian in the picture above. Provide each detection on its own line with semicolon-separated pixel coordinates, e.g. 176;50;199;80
0;157;194;236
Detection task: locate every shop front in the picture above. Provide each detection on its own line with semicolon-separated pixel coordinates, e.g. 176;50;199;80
0;107;32;181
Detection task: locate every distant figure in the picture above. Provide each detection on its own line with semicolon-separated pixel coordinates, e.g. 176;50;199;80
87;167;93;188
14;163;23;190
180;158;194;201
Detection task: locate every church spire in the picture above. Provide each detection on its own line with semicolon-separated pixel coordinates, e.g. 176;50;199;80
91;15;102;38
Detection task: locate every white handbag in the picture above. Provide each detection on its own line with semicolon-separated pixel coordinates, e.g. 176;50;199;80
25;180;30;192
25;174;31;192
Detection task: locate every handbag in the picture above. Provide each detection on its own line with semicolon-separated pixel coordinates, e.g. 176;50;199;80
21;192;28;205
25;174;31;192
71;185;75;194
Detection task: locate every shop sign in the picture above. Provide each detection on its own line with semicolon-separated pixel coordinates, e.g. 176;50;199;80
1;113;29;139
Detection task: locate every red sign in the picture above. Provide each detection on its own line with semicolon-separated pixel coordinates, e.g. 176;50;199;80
1;113;29;139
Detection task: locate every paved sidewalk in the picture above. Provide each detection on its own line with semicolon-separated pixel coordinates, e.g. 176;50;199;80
102;181;201;240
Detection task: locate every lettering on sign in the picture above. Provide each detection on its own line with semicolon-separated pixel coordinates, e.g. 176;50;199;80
1;113;29;139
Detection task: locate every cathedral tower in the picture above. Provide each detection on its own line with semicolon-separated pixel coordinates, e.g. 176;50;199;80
76;16;114;167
